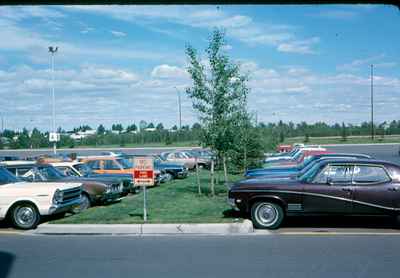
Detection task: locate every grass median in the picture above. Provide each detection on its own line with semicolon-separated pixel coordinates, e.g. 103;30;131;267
51;170;243;224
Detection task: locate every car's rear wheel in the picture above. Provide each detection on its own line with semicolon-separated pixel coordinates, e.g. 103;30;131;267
251;201;284;229
10;203;40;230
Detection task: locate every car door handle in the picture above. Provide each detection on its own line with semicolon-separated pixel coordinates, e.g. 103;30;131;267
388;187;399;192
342;188;352;192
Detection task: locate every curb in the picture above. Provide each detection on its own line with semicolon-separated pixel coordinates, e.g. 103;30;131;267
26;220;254;236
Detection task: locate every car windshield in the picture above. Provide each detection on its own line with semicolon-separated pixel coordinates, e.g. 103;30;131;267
298;162;323;183
297;159;321;177
292;150;304;161
37;166;66;180
0;167;20;184
75;163;93;176
183;152;193;158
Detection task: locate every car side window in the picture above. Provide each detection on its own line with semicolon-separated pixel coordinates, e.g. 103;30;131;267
313;165;353;184
88;160;100;170
352;165;390;185
6;167;17;175
58;167;79;177
104;160;120;170
16;168;32;177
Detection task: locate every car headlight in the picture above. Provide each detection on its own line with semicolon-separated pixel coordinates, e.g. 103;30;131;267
53;189;64;204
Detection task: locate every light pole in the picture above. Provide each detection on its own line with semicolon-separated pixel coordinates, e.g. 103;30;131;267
174;87;182;130
49;46;58;154
370;64;374;140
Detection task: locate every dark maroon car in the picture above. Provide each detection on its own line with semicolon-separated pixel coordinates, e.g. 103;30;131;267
228;159;400;229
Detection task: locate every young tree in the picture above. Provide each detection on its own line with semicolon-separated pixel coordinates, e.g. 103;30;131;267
186;29;257;192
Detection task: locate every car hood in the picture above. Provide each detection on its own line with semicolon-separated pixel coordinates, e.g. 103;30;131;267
62;176;116;185
59;177;109;187
87;173;133;181
156;162;185;170
2;181;81;192
230;177;301;191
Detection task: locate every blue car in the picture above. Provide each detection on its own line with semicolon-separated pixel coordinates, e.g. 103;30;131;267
245;153;372;179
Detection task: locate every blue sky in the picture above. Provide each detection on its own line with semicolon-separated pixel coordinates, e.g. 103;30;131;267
0;4;399;131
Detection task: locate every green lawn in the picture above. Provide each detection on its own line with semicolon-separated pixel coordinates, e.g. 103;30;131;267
284;135;400;145
51;170;243;224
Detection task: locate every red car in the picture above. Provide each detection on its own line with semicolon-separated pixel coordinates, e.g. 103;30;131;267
265;149;332;167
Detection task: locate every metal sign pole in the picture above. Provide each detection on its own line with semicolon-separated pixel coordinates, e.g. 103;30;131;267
143;185;147;222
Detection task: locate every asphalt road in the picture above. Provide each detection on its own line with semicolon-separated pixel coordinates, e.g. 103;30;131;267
325;144;400;164
0;146;199;158
0;143;399;163
1;234;399;278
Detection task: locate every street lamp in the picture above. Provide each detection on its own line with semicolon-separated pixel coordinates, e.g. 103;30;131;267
174;86;182;130
49;46;58;154
370;64;374;140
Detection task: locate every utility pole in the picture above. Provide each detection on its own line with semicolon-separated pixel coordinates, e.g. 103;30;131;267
1;115;4;133
49;46;58;154
371;64;374;140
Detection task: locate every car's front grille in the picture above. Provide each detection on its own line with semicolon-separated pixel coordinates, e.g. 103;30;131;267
61;187;81;204
112;182;123;193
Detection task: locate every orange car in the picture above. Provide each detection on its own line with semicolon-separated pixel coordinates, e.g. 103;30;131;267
79;156;161;186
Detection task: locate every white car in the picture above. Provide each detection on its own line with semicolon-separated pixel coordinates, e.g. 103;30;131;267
0;167;81;229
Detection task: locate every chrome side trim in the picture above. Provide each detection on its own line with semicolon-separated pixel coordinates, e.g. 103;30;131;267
237;189;400;212
287;203;303;211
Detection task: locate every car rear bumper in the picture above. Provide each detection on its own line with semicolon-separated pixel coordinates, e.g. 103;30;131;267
100;192;121;203
176;171;188;178
227;198;240;211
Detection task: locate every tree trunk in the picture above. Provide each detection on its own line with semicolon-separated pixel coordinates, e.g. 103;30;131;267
210;159;215;196
195;157;201;195
223;155;228;186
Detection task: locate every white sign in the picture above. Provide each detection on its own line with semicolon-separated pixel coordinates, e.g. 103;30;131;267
133;157;154;186
133;156;154;222
49;132;60;142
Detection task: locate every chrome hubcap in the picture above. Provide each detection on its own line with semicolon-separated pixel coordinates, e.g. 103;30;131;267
80;195;90;210
16;207;35;226
256;204;278;226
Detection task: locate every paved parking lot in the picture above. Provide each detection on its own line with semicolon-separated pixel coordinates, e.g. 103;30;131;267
1;144;400;234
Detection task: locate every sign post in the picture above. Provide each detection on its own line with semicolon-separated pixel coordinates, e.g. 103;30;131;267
133;157;154;222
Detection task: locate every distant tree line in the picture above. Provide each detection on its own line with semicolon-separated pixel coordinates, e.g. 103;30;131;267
1;120;399;151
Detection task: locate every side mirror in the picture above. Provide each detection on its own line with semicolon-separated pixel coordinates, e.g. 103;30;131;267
326;177;333;185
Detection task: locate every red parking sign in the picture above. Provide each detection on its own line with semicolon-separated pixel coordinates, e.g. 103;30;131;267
133;157;154;186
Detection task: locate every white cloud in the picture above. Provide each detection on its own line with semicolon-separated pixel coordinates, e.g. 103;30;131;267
151;64;188;79
64;5;320;55
277;37;320;54
337;54;387;71
110;30;127;37
80;27;94;34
